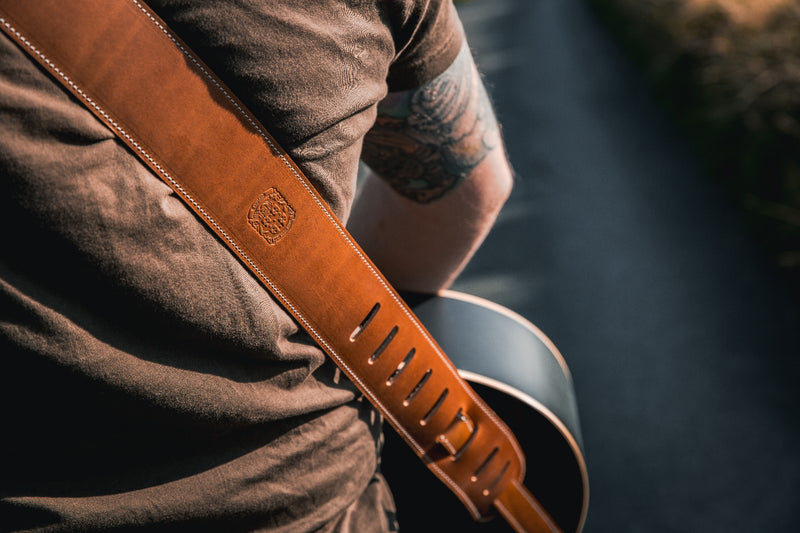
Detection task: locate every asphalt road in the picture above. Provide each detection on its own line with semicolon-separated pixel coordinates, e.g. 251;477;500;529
451;1;800;531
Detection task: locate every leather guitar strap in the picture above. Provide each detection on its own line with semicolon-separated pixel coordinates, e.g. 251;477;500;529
0;2;561;531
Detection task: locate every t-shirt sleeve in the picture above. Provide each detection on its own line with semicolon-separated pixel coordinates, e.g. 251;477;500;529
385;0;465;92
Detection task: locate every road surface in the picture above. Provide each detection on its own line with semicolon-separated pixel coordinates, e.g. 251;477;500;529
452;1;800;531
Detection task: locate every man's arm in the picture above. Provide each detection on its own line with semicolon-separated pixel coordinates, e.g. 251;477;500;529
349;40;513;294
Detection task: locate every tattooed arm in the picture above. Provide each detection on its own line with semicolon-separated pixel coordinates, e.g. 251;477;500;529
348;40;513;293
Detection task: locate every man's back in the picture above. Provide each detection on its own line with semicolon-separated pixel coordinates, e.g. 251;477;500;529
0;1;510;530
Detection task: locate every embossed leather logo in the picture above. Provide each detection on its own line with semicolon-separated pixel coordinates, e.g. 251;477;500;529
248;188;295;245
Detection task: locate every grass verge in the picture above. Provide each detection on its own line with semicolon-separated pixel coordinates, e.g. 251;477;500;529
588;0;800;295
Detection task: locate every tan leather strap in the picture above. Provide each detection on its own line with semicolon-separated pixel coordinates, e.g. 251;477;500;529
497;480;563;533
0;1;559;531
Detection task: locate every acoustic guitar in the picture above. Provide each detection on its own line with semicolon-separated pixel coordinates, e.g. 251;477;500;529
381;290;589;532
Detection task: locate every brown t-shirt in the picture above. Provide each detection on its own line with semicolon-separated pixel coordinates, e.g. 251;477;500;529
0;1;463;531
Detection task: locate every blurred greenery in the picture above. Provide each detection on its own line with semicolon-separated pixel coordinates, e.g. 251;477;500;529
588;0;800;295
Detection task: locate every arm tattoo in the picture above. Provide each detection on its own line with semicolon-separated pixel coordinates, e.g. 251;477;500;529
362;42;501;203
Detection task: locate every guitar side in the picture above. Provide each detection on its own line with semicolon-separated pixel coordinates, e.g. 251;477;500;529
381;290;589;532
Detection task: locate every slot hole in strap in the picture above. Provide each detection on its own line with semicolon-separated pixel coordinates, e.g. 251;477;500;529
437;409;476;457
350;303;380;341
386;348;415;386
471;447;498;482
482;461;511;497
403;369;431;406
369;326;398;364
420;388;448;426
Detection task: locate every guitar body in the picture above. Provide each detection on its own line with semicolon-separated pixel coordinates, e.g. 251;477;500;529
381;291;589;532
